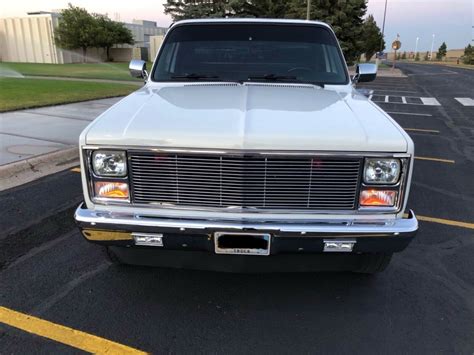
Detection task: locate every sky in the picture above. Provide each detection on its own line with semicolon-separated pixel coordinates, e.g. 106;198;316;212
1;0;472;51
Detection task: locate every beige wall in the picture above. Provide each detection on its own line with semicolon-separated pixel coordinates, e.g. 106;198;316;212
109;48;133;62
0;13;165;64
149;35;164;62
0;14;60;63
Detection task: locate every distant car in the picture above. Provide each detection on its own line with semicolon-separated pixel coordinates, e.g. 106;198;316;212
74;19;418;273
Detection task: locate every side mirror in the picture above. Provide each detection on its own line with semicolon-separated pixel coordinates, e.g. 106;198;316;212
129;59;148;80
353;63;377;83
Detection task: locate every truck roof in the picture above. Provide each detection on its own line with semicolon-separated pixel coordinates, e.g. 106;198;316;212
171;18;332;30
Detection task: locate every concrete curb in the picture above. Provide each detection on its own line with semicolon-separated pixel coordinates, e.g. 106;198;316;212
348;68;407;78
0;147;79;191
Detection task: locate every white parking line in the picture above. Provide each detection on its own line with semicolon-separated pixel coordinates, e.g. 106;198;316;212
372;89;419;94
420;97;441;106
369;94;442;106
454;98;474;106
386;112;433;117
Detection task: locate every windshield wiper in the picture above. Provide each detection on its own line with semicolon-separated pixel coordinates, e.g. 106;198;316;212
248;74;297;81
247;74;324;88
171;73;220;80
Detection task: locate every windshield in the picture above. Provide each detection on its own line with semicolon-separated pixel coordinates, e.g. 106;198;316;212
152;23;348;85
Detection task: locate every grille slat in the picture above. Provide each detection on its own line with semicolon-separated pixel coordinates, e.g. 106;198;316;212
129;153;362;211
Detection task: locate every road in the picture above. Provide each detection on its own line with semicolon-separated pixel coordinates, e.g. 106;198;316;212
1;63;473;354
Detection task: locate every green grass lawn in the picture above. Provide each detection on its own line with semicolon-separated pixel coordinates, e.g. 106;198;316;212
0;78;138;112
0;62;153;81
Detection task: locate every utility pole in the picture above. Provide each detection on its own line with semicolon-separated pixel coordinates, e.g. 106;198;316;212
306;0;311;20
430;34;435;61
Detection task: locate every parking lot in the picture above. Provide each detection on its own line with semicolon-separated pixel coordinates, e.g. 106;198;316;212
0;62;473;354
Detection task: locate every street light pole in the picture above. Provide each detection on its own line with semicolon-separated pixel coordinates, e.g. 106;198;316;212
376;0;388;66
306;0;311;20
380;0;388;52
430;34;435;61
415;37;419;57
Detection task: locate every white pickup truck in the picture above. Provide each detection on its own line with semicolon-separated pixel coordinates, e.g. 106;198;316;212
74;19;418;273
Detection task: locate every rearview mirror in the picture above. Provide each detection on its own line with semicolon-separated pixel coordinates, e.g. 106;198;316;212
353;63;377;83
129;59;148;80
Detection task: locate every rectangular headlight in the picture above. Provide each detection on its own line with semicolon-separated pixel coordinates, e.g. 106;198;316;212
364;159;401;185
92;150;127;177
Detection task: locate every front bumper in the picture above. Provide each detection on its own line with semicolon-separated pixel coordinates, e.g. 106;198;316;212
74;203;418;255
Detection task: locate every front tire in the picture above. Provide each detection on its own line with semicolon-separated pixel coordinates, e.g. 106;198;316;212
354;253;393;274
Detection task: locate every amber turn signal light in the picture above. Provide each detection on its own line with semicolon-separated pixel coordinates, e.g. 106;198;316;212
360;189;397;207
94;181;129;199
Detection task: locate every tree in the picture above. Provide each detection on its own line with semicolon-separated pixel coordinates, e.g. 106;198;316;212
424;51;429;61
287;0;368;64
401;51;406;60
436;42;447;60
396;52;401;60
415;52;420;61
54;4;98;62
361;14;384;62
232;0;290;18
95;15;134;61
462;44;473;65
164;0;368;65
164;0;232;20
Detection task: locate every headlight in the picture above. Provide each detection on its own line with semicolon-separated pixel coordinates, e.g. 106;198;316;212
364;159;401;185
92;150;127;177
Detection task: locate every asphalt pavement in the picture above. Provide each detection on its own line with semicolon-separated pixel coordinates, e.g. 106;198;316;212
0;62;473;354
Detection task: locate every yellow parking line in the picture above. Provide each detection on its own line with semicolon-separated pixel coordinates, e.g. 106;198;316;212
0;306;148;355
417;215;474;230
405;213;474;230
403;128;440;134
70;167;81;173
415;156;455;164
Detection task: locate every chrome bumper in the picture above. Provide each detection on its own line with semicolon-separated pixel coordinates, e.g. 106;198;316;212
75;203;418;240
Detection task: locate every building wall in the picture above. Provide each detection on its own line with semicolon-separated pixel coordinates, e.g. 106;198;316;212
0;13;166;64
115;23;165;49
109;48;133;62
149;35;164;62
0;14;60;63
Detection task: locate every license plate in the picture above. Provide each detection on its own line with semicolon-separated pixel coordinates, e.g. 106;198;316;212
214;232;271;256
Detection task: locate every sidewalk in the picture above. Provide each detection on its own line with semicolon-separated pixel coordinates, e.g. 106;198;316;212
0;97;122;190
0;97;122;166
24;75;143;85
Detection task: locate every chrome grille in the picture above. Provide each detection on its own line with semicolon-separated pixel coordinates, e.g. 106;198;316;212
129;153;362;211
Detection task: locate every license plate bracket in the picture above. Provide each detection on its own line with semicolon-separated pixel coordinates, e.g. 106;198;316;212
214;232;271;256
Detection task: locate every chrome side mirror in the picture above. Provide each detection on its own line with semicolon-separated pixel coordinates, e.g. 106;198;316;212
129;59;148;80
352;63;377;83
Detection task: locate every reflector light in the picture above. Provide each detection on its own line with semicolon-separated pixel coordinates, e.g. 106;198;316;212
360;189;397;207
94;182;129;199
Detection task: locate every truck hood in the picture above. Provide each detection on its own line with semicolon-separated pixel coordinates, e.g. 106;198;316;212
84;83;408;152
